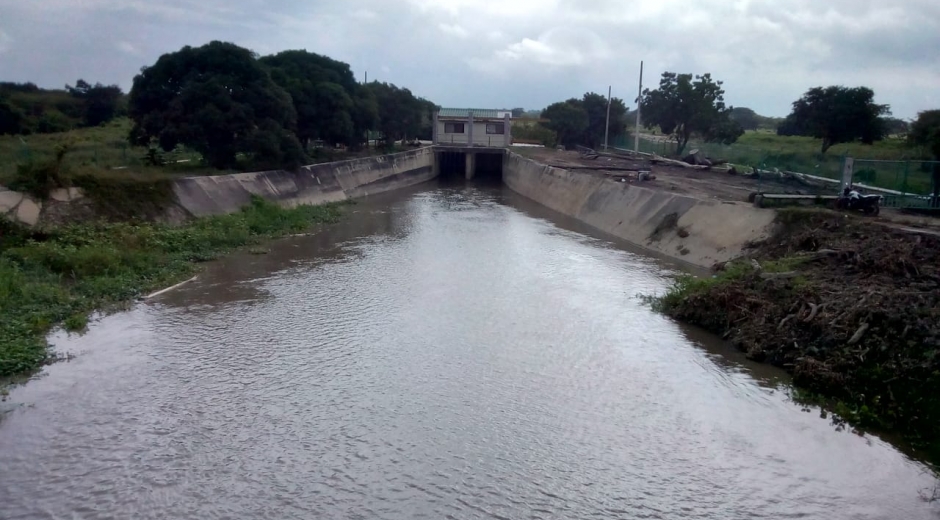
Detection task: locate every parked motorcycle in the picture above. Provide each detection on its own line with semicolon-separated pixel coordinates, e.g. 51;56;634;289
836;186;882;216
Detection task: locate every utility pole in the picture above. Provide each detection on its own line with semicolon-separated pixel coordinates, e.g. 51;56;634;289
364;71;368;84
634;61;643;153
603;85;611;151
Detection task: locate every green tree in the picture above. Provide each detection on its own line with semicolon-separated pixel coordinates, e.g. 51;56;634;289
259;50;365;148
778;86;890;154
580;92;628;149
729;107;760;131
908;110;940;200
541;99;588;148
881;117;910;136
66;79;123;127
350;88;379;146
128;41;303;169
641;72;741;155
511;107;526;118
365;82;429;146
0;82;83;134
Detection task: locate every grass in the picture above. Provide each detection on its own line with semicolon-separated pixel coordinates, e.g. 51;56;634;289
636;131;937;194
0;196;346;378
0;118;415;186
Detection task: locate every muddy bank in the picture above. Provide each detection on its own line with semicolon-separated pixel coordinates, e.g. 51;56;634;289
502;151;776;269
658;208;940;461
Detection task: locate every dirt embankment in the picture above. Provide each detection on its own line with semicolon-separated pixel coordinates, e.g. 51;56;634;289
662;208;940;459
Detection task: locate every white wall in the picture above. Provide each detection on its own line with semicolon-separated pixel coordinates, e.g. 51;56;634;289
437;120;509;147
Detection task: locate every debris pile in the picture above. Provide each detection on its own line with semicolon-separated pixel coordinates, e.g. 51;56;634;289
663;208;940;456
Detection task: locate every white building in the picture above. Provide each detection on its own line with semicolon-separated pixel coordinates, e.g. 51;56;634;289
433;108;512;148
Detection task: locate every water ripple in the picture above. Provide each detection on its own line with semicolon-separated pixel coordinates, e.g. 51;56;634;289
0;186;936;519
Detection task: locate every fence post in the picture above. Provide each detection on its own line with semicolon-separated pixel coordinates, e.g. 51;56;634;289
902;160;909;194
840;156;854;191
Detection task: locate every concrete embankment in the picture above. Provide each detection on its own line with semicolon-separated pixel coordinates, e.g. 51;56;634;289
502;151;776;269
1;147;436;226
172;147;436;217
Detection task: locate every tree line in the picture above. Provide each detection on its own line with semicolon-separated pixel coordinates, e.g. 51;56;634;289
128;41;435;169
519;71;940;166
0;41;436;171
0;80;124;135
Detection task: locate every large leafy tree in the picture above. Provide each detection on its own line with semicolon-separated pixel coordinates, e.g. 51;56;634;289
541;99;589;148
778;86;890;154
580;92;628;149
259;50;367;148
641;72;742;156
128;41;303;169
908;110;940;200
66;79;123;127
538;93;627;149
365;82;431;145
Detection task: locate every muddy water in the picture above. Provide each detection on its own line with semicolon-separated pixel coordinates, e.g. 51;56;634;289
1;185;937;519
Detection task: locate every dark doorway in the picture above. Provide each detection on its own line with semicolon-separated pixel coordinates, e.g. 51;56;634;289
438;151;466;180
475;153;504;181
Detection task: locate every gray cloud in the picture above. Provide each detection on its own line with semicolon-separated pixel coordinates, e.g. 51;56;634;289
0;0;937;118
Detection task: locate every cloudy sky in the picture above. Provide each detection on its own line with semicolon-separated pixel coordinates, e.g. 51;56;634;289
1;0;938;119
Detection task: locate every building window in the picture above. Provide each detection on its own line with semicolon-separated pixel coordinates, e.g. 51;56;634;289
486;123;505;135
444;122;465;134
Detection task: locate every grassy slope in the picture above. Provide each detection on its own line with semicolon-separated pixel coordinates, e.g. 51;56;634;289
0;197;346;378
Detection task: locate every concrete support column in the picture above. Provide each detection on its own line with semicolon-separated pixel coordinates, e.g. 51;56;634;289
432;111;439;145
504;113;512;147
467;111;474;147
465;152;475;180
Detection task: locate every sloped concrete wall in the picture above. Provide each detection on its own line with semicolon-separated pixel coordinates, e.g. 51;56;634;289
1;148;436;227
1;186;85;227
503;151;776;269
173;147;436;217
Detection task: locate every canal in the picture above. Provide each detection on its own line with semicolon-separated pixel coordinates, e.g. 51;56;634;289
0;184;936;519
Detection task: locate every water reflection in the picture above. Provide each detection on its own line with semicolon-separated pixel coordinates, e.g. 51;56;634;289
0;183;936;520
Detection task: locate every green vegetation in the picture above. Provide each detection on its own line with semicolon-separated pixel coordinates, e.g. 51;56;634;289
778;86;890;153
0;80;125;136
4;42;435;179
0;196;346;378
0;118;415;193
540;92;629;149
128;42;435;171
128;42;305;170
908;110;940;196
512;122;558;148
636;131;936;194
640;72;742;156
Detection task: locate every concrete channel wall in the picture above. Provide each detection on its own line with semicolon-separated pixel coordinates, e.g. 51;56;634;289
1;147;436;226
173;147;436;217
503;151;777;269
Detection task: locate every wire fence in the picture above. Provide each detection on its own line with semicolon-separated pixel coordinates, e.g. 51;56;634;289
613;136;938;197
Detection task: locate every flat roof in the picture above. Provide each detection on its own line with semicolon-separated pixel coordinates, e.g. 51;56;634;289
438;108;506;119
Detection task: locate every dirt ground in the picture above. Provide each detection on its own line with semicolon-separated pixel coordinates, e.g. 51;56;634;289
513;147;940;233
